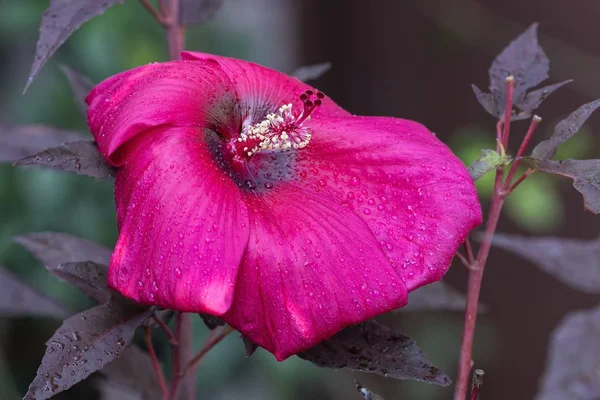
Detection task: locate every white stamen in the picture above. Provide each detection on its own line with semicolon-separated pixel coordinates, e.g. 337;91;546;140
237;104;312;156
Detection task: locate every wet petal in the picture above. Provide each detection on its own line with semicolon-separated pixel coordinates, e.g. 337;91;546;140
181;51;350;121
110;126;250;314
223;186;408;360
295;116;482;291
86;60;239;165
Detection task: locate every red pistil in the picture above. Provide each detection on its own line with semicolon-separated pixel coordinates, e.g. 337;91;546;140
296;89;324;125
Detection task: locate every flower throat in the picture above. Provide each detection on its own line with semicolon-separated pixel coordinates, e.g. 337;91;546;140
228;90;324;159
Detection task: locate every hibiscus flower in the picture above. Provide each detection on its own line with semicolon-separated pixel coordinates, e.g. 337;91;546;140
86;52;482;361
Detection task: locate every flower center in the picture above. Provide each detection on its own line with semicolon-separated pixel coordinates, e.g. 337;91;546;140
228;90;324;159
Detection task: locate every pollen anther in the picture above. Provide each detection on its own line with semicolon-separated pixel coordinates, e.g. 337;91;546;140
233;90;324;158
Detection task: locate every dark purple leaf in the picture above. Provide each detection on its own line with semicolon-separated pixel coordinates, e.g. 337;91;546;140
356;381;384;400
298;320;451;386
179;0;223;26
59;65;94;116
15;232;112;270
292;62;332;82
516;80;573;121
532;99;600;159
53;261;110;304
403;281;478;312
535;305;600;400
100;345;162;400
491;234;600;294
471;85;498;117
0;125;82;163
523;158;600;214
0;266;67;318
24;298;151;400
472;23;569;120
15;140;116;179
490;23;548;107
24;0;124;93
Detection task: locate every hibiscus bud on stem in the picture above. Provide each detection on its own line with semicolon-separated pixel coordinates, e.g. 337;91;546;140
454;76;537;400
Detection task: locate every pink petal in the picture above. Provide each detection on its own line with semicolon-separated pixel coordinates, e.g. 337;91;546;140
295;116;483;291
181;51;350;120
109;126;249;314
223;186;408;360
86;59;239;166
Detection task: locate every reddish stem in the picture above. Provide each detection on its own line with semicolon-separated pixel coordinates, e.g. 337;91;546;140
464;237;475;264
454;168;505;400
503;116;542;191
170;326;234;400
144;327;169;399
454;75;521;399
139;0;168;26
165;0;185;60
169;313;183;398
180;314;195;400
455;251;471;270
504;168;535;196
181;326;235;377
502;76;515;148
495;120;503;151
153;314;178;345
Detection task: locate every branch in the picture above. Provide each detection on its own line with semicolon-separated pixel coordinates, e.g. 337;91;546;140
144;327;169;399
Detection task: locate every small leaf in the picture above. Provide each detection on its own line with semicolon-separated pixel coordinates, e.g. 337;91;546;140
472;23;569;120
523;158;600;214
535;305;600;400
59;65;94;117
490;23;548;107
24;297;151;400
292;62;332;82
516;80;573;121
15;232;112;270
490;234;600;294
471;85;498;117
298;320;451;386
24;0;124;93
355;381;384;400
100;345;162;400
532;99;600;159
403;281;477;312
468;149;509;181
54;261;110;304
179;0;223;26
15;140;116;179
0;266;67;318
0;125;82;163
